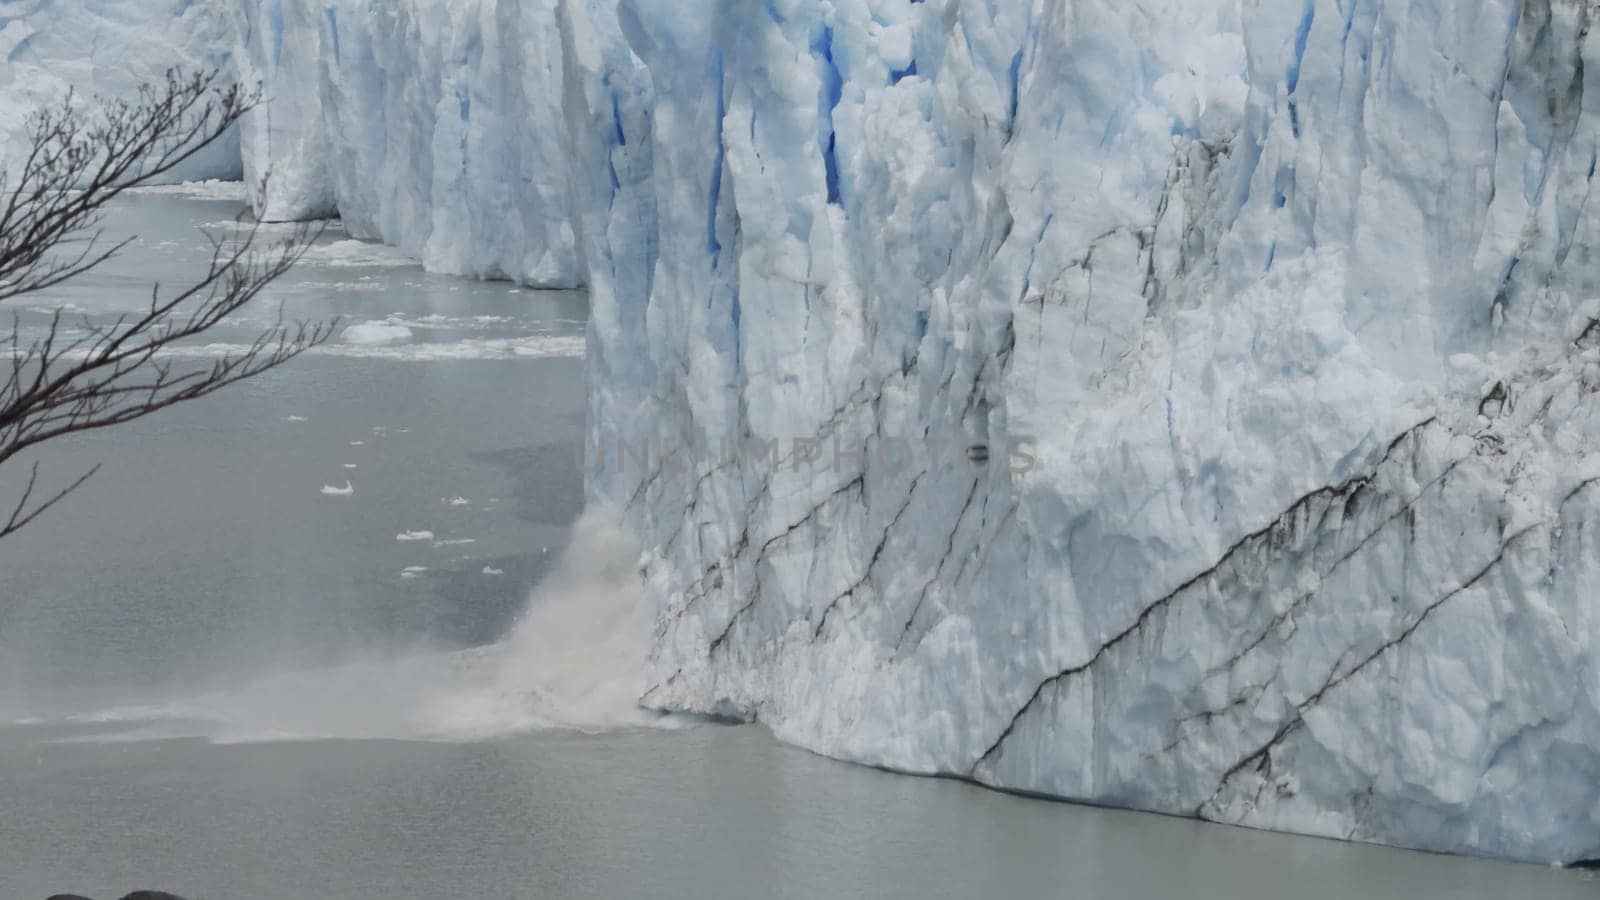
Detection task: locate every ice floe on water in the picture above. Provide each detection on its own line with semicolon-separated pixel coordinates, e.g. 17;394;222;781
396;530;435;543
10;333;585;363
201;218;346;235
24;302;85;315
316;334;586;361
319;481;354;497
301;239;419;269
125;179;250;202
143;335;584;362
379;313;516;330
341;322;415;345
295;279;388;293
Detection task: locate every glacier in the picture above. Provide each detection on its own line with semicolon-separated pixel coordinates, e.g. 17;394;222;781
224;0;582;287
0;0;243;184
10;0;1600;866
563;0;1600;865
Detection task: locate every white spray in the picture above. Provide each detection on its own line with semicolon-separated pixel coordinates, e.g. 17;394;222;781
44;508;661;743
421;507;658;737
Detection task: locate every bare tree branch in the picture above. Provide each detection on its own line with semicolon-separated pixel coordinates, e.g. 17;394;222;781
0;460;101;541
0;69;332;537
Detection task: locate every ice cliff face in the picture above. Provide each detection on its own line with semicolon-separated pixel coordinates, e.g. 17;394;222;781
565;0;1600;865
0;0;242;183
225;0;582;287
30;0;1598;865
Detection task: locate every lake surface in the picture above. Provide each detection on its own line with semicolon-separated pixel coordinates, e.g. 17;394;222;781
0;185;589;706
0;188;1592;899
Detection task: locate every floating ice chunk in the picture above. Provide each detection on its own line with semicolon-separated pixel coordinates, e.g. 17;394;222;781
320;481;354;497
280;278;381;293
433;538;477;548
41;336;584;363
482;567;505;577
317;334;585;361
400;566;429;579
125;180;250;201
380;313;512;330
284;415;307;422
303;239;418;269
396;530;435;543
341;322;414;345
445;496;470;507
202;218;345;235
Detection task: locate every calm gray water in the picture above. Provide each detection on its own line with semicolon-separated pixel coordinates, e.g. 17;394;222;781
0;186;588;707
4;722;1594;900
0;188;1592;899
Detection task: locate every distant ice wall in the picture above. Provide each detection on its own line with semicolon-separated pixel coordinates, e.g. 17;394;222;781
228;0;583;288
0;0;242;184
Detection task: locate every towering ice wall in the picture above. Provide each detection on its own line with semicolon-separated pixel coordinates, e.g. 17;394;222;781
0;0;242;183
568;0;1600;865
227;0;582;287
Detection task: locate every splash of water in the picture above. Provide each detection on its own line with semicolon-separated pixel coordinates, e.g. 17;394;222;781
42;508;666;743
420;508;660;738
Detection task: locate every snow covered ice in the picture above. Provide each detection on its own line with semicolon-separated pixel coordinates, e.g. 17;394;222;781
13;0;1600;866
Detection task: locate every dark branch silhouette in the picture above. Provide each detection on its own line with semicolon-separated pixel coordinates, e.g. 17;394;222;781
0;69;334;536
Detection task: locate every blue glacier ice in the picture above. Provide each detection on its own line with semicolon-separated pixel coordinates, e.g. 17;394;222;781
7;0;1600;866
225;0;582;286
561;0;1600;865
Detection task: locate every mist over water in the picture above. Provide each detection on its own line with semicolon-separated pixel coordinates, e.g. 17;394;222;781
30;508;660;743
428;508;662;737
